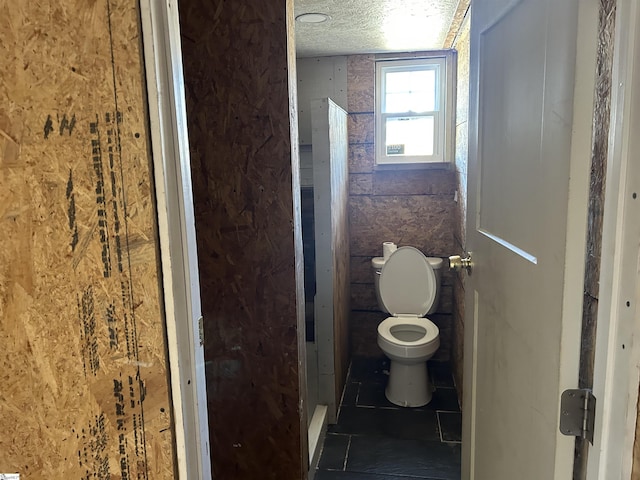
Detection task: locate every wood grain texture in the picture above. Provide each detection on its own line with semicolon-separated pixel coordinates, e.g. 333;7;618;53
452;272;465;405
348;144;375;173
178;0;305;478
350;311;387;358
347;55;375;113
443;0;471;48
0;1;175;478
349;196;455;257
347;113;375;144
349;173;373;195
350;283;379;312
350;256;375;284
329;105;351;408
372;169;456;196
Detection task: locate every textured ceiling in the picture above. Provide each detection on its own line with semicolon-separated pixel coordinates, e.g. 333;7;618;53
294;0;463;57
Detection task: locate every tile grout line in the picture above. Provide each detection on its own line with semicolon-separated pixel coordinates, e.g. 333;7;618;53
335;363;355;421
436;411;444;443
437;410;464;444
342;434;352;471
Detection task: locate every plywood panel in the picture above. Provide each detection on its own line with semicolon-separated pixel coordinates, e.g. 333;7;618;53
178;0;306;478
372;170;457;196
349;174;373;195
350;256;375;284
452;272;465;403
348;144;375;173
297;57;348;145
311;98;350;421
0;1;175;478
350;283;379;312
347;55;375;113
350;311;386;357
454;15;471;248
443;0;471;48
348;113;375;144
349;196;455;257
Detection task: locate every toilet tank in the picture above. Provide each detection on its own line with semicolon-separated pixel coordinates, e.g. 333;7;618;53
371;255;444;315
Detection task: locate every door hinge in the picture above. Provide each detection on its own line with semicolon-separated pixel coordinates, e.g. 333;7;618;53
198;316;204;346
559;389;596;444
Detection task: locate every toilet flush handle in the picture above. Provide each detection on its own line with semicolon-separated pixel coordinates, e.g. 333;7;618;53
449;253;473;275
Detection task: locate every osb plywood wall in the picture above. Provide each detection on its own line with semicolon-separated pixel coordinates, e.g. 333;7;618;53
332;135;351;409
347;55;457;362
178;0;306;478
0;1;175;478
452;12;471;403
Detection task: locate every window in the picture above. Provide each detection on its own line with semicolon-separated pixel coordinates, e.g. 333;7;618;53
375;55;455;166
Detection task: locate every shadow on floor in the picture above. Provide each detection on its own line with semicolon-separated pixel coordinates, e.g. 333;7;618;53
315;356;461;480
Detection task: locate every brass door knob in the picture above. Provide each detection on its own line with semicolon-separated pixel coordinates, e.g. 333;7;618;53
449;253;473;275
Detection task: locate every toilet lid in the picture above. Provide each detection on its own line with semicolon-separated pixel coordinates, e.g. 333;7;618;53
379;246;436;316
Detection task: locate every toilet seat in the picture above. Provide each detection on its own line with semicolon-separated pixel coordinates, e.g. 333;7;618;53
377;316;439;346
377;316;440;360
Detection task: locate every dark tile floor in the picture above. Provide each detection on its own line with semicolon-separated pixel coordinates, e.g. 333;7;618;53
315;357;461;480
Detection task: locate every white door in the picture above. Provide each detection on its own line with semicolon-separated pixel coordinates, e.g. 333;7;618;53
463;0;597;478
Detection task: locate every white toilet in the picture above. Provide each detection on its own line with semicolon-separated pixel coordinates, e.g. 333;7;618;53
372;246;443;407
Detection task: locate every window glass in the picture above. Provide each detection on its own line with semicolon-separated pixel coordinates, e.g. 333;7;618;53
385;116;435;156
384;69;436;113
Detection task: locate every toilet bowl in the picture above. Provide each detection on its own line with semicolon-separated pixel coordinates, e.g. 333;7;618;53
375;246;441;407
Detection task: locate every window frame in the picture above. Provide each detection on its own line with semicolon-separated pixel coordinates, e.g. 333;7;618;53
375;54;456;167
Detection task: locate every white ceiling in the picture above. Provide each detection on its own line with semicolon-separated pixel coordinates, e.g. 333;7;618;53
294;0;467;57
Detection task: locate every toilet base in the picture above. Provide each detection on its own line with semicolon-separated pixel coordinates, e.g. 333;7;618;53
385;360;433;407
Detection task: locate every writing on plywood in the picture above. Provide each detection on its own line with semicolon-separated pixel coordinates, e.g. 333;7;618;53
0;1;175;477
